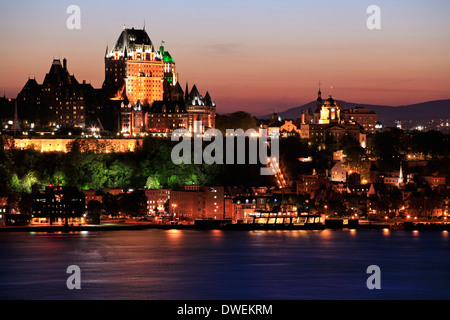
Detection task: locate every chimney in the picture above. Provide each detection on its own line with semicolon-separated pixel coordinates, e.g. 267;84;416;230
63;58;67;70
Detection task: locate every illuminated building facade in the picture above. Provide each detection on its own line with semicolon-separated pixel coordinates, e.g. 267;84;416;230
105;26;216;135
144;189;171;215
184;85;216;133
11;138;143;153
124;84;216;134
120;99;148;134
298;89;367;147
104;26;172;106
169;186;224;220
342;106;378;134
15;25;215;134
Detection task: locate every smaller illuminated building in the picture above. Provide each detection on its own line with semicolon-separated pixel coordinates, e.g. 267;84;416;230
342;106;378;134
169;186;224;220
145;189;171;215
298;89;368;147
32;186;86;226
122;84;216;134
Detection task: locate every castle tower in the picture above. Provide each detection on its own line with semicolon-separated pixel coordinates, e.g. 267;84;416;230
316;81;323;109
314;82;323;123
103;26;166;106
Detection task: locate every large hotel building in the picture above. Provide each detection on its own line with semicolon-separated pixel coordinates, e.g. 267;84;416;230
103;26;168;106
104;26;215;135
15;25;216;135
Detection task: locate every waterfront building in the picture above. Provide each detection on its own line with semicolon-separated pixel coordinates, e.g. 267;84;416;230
0;196;10;226
31;186;86;225
144;189;171;215
169;185;224;220
230;196;268;222
83;189;103;207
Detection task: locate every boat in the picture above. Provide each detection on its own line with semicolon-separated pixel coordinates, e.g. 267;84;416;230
222;214;325;231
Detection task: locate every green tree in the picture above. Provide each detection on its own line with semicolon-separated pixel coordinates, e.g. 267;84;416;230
108;159;133;189
0;136;14;193
146;174;161;189
21;171;39;193
167;175;181;189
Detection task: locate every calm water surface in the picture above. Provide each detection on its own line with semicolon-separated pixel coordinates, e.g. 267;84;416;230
0;228;449;300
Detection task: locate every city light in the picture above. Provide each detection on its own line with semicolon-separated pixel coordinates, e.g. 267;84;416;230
0;1;449;303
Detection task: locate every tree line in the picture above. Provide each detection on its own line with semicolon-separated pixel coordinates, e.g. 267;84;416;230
0;135;273;195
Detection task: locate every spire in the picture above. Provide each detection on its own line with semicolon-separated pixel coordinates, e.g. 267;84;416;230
160;41;165;56
316;81;323;110
317;81;322;100
185;82;189;102
205;91;214;106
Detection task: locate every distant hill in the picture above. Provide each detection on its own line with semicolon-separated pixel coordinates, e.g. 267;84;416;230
259;99;450;127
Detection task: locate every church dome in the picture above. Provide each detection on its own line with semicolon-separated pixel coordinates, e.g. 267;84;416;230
325;95;335;106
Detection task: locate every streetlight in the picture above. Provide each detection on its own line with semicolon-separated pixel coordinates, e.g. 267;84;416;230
172;204;177;220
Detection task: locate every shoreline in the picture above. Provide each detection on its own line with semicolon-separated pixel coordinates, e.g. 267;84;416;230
0;221;448;233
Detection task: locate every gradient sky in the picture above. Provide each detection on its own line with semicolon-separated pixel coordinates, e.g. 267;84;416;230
1;0;449;115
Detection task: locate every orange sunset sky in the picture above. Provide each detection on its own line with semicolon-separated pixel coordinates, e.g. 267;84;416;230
0;0;449;115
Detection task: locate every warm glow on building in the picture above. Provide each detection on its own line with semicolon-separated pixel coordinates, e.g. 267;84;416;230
11;138;143;153
104;26;166;106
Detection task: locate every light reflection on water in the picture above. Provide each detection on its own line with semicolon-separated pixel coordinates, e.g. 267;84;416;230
0;229;449;300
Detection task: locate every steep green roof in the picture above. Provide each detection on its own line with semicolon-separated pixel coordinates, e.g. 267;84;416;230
162;50;174;63
159;45;174;63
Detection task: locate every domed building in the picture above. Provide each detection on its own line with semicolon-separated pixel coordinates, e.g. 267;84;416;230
299;88;367;148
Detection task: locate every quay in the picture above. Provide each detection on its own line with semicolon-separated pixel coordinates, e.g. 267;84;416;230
1;216;448;233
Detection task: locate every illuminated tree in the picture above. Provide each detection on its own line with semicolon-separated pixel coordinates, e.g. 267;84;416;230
146;174;161;189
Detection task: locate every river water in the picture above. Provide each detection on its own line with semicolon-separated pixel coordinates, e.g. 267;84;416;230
0;228;449;300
